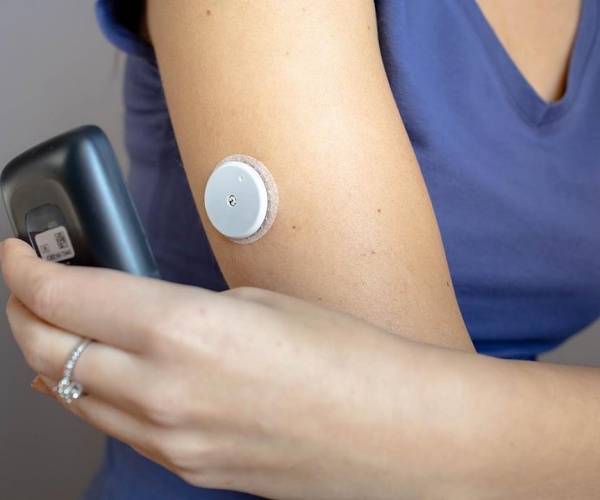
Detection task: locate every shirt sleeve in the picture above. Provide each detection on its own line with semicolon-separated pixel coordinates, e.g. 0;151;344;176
95;0;153;58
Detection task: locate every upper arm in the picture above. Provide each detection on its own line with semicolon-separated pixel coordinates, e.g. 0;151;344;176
146;0;474;351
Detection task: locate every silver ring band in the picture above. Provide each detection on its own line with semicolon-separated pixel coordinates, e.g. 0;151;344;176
54;339;92;404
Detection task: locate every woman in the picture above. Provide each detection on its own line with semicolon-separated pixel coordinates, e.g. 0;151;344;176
4;0;600;498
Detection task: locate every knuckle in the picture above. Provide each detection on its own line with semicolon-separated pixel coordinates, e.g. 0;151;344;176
20;342;40;372
226;286;262;301
5;296;45;373
144;398;175;428
29;273;59;320
142;306;184;353
144;432;194;473
226;286;280;308
142;321;170;356
144;304;212;360
143;322;165;353
6;295;20;325
160;436;190;467
179;469;213;489
141;427;170;458
142;390;186;428
160;438;219;489
20;335;46;374
139;426;228;490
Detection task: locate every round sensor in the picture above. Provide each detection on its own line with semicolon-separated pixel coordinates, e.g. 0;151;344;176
204;160;269;240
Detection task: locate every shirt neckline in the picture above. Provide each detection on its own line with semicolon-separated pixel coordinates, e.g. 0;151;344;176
459;0;599;126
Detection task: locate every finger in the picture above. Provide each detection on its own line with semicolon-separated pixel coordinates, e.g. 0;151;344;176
39;379;156;459
74;395;148;447
1;238;217;351
8;296;145;410
41;379;177;476
31;375;56;398
9;294;80;378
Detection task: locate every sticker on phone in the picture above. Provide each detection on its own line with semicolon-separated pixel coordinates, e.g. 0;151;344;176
34;226;76;262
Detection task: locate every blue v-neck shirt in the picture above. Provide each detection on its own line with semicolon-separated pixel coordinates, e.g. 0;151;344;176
89;1;600;497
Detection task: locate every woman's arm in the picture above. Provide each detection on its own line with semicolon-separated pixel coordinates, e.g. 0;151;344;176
354;341;600;499
3;239;599;498
145;0;473;351
435;355;600;499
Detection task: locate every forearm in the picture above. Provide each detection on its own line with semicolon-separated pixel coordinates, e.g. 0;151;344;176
320;334;600;499
7;235;596;498
435;354;600;498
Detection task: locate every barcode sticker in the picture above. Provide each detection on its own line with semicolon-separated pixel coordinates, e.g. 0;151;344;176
34;226;76;263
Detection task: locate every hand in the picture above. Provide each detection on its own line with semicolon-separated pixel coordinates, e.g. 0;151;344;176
1;238;424;499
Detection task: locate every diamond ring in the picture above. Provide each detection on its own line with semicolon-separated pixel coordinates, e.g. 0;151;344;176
53;339;92;404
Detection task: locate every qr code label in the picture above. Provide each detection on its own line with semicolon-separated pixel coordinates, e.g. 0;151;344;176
34;226;76;263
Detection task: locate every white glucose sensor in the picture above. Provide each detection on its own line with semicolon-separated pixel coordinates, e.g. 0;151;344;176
204;155;278;243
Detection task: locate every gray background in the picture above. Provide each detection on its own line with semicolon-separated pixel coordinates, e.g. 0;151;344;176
0;1;598;499
1;1;121;498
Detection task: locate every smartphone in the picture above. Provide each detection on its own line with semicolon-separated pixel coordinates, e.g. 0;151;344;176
1;125;159;278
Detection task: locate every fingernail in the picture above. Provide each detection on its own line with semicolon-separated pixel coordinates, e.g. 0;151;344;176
31;376;55;399
0;240;4;261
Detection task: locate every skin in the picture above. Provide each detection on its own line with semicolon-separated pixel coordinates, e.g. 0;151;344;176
4;238;600;499
4;0;596;497
476;0;582;103
145;0;473;352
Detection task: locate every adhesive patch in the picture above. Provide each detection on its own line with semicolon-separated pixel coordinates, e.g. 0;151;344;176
204;155;279;244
